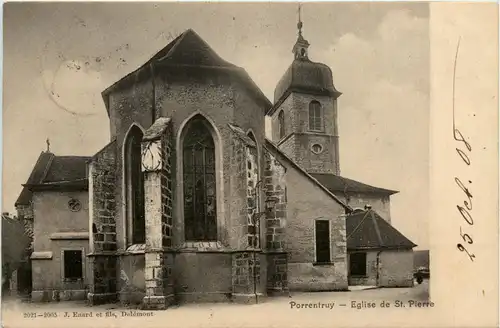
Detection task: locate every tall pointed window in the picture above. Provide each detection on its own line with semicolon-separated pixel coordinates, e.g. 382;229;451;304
125;125;146;245
278;111;285;139
309;101;322;131
183;117;217;241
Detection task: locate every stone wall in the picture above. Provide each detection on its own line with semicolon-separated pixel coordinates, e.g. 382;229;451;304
263;151;287;251
246;146;259;249
88;141;118;304
119;253;146;305
262;150;288;293
231;251;261;297
379;250;414;287
173;252;232;303
264;143;348;291
335;193;392;223
270;92;340;175
348;250;415;288
266;253;288;294
16;204;34;220
17;205;34;254
160;121;174;248
347;251;378;286
30;190;90;302
89;141;118;253
270;95;295;142
141;118;175;310
229;133;250;249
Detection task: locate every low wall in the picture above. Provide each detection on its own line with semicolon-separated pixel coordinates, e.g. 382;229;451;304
288;261;348;291
119;253;145;305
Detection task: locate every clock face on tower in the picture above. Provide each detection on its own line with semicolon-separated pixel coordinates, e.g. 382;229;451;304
141;140;162;172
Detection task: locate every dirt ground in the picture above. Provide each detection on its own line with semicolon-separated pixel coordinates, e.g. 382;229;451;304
2;280;431;328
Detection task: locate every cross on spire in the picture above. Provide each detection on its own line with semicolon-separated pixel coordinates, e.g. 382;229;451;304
297;3;303;36
46;138;50;152
292;2;310;60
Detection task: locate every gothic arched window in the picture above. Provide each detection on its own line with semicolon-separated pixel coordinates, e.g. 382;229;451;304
183;117;217;241
309;101;322;131
124;125;145;245
278;111;285;139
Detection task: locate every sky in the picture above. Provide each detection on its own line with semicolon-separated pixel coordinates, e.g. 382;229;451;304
3;2;430;249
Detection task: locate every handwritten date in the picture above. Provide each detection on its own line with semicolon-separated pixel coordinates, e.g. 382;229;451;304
452;37;475;262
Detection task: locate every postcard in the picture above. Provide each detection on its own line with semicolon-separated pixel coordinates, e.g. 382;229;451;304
2;2;498;328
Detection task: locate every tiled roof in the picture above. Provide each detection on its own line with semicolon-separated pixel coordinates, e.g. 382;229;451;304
101;29;272;113
15;187;34;207
310;173;398;196
43;156;91;183
346;210;417;250
15;152;91;206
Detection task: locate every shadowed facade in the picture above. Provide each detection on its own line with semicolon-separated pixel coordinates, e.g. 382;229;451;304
16;24;416;308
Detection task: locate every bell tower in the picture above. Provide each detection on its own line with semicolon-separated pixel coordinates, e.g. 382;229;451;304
268;4;342;175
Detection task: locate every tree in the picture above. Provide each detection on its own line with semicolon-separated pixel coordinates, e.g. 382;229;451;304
2;214;31;282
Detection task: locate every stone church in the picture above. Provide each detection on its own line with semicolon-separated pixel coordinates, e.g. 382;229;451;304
16;21;416;309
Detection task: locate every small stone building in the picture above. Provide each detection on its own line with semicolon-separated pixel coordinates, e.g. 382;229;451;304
16;23;417;308
15;151;91;302
346;209;416;287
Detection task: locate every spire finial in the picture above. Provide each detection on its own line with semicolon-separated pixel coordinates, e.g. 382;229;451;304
46;138;50;152
297;3;303;36
293;2;309;59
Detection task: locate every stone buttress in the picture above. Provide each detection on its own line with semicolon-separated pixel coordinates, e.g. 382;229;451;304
140;117;175;310
88;141;119;305
263;150;289;295
228;124;264;304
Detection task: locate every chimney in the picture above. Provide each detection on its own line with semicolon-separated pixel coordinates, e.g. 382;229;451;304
364;204;372;211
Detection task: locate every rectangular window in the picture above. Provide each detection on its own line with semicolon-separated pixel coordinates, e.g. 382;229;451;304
63;250;83;280
349;252;367;276
315;220;331;263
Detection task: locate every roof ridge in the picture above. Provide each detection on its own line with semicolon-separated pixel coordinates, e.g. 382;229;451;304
24;151;48;184
54;155;93;159
40;153;55;184
309;172;399;195
370;210;384;247
346;209;417;249
155;29;189;62
346;210;370;240
373;212;417;247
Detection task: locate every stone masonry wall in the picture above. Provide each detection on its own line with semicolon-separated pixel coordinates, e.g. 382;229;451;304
142;118;174;309
16;204;34;220
88;141;118;304
16;205;34;254
263;149;288;292
231;252;261;295
229;134;249;249
266;253;288;293
90;141;118;253
160;122;174;248
246;146;259;249
263;151;287;251
271;92;341;175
